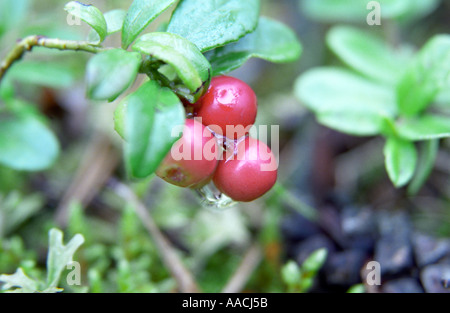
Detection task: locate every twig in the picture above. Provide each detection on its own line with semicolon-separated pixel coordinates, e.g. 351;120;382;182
221;242;262;293
109;179;200;293
0;35;106;81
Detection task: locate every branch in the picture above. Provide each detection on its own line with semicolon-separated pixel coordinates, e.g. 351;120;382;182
0;35;106;81
109;179;200;293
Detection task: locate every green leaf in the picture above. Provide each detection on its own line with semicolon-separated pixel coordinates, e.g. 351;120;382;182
114;99;127;139
133;32;211;103
104;9;127;35
0;110;59;171
6;61;76;88
316;111;388;137
294;67;397;136
397;35;450;116
64;1;107;43
124;81;185;178
408;139;439;195
46;228;85;289
206;17;302;76
327;26;408;85
379;115;399;138
347;284;366;293
86;49;142;101
301;0;439;23
88;9;127;42
301;248;328;274
435;89;450;108
167;0;260;52
122;0;177;49
281;260;301;287
395;0;440;22
396;114;450;141
0;268;38;293
384;137;417;187
301;0;383;23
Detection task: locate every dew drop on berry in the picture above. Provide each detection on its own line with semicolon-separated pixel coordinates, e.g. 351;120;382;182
194;180;237;210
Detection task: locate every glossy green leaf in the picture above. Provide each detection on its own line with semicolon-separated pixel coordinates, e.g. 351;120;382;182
133;32;211;103
0;111;59;171
88;9;127;42
104;9;126;35
7;61;76;88
206;17;302;76
294;68;397;136
327;26;408;85
64;1;107;43
86;49;142;101
408;139;439;195
396;114;450;141
384;137;417;187
167;0;260;52
301;0;439;23
397;35;450;116
122;0;177;49
124;81;185;178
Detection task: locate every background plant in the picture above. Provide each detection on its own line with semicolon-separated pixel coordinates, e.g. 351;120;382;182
0;0;304;293
295;0;450;193
1;0;449;294
0;0;301;180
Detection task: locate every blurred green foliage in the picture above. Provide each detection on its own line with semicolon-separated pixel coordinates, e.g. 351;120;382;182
281;249;328;293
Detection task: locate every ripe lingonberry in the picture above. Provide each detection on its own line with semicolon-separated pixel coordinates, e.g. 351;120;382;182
156;119;219;188
213;137;278;202
193;75;257;139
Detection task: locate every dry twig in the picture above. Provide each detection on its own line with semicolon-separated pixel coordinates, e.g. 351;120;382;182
110;179;200;293
222;242;262;293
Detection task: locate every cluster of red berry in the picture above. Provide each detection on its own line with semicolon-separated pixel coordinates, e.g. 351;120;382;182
156;75;278;202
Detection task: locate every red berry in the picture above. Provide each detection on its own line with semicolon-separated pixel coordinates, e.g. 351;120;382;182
213;137;278;202
193;75;257;139
156;119;219;188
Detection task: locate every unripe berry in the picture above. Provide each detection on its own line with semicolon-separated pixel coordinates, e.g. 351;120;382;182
193;75;257;139
157;119;219;188
213;137;278;202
